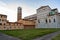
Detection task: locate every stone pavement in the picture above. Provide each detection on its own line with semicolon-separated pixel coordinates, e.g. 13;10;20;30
0;31;60;40
0;32;21;40
33;31;60;40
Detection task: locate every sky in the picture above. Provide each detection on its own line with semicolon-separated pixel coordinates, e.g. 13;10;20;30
0;0;60;22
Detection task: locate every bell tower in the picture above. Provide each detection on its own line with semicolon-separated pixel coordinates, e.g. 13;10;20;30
17;7;22;21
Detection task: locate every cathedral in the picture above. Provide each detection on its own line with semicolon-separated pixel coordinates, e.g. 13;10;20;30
24;5;60;28
0;5;60;30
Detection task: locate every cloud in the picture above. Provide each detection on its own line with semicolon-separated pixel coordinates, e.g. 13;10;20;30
0;1;17;22
7;3;36;17
0;1;36;22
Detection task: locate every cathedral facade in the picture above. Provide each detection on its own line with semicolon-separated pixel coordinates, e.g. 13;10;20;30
36;6;60;28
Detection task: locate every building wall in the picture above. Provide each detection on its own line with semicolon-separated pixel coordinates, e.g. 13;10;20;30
0;15;35;30
18;19;35;29
46;15;58;28
18;19;35;25
0;15;7;30
24;14;37;20
24;25;35;29
56;15;60;28
36;6;59;28
36;6;51;28
4;23;24;30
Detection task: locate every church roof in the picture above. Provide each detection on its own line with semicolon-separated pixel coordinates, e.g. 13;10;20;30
0;14;7;16
51;8;57;11
37;5;50;10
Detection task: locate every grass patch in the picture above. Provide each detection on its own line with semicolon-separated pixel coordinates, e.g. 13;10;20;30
0;28;60;40
52;34;60;40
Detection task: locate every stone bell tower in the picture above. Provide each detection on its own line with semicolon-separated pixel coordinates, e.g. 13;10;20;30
17;7;22;21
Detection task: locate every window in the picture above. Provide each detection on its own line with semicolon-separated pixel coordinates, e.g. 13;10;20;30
1;16;2;18
14;27;16;28
10;26;11;28
38;19;40;23
49;19;51;23
0;23;2;25
55;12;57;13
17;24;18;25
18;26;20;28
9;23;10;25
43;8;45;10
46;19;47;23
2;20;4;21
4;23;5;25
4;27;6;28
0;19;1;21
4;16;7;18
54;19;55;22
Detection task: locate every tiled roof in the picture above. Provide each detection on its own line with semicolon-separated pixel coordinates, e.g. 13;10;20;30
0;14;7;16
7;21;22;24
23;19;34;21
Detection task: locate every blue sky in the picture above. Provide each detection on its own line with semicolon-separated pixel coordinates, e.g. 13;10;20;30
0;0;60;22
2;0;60;8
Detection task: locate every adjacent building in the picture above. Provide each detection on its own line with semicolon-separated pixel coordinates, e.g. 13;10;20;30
24;14;37;20
0;7;35;30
